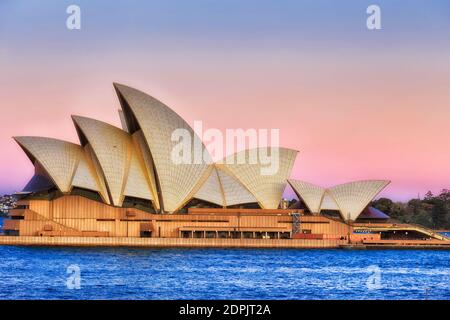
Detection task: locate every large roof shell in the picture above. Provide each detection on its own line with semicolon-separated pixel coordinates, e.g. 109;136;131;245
71;147;104;195
131;130;160;210
193;165;258;207
217;167;257;206
14;84;391;217
328;180;390;221
194;166;225;206
14;136;82;193
288;179;390;221
123;142;154;202
114;83;210;212
287;180;324;213
320;191;340;211
72;116;132;206
218;147;298;209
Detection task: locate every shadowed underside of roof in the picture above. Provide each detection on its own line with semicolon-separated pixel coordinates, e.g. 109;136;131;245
359;206;390;219
22;162;56;193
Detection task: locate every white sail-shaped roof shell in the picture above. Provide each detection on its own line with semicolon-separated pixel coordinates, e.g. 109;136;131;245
194;166;224;206
15;84;391;218
72;116;132;206
193;165;258;207
320;191;340;211
73;116;154;206
118;109;129;133
114;83;210;213
14;136;82;193
123;143;154;202
288;180;324;213
131;130;160;210
71;149;103;194
329;180;390;221
83;144;111;204
217;167;257;206
219;148;298;209
289;179;390;221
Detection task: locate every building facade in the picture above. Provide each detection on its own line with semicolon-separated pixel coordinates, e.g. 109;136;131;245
7;83;433;246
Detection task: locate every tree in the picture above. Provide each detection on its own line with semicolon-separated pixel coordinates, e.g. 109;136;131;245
368;191;450;229
431;199;448;229
414;212;432;227
390;202;407;220
424;191;434;201
438;189;450;203
407;199;422;215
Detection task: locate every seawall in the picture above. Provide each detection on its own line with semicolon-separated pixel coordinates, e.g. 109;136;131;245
0;235;346;248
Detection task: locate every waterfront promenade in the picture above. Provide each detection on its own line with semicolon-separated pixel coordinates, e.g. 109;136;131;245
1;235;449;249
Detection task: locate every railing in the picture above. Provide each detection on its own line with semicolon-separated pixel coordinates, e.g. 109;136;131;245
353;223;449;241
407;223;450;241
363;239;450;246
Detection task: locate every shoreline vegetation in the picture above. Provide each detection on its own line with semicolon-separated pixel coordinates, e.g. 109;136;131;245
371;189;450;230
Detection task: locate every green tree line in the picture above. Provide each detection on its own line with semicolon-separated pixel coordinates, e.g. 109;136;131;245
371;189;450;230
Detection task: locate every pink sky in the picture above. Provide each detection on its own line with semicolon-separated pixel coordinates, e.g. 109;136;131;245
1;48;449;201
1;0;450;201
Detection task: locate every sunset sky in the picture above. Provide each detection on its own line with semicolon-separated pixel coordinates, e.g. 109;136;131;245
0;0;449;201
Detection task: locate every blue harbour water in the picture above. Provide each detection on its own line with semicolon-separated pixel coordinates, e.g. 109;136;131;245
0;218;449;300
1;247;449;300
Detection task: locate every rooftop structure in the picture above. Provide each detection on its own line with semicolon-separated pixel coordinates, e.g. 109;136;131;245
13;84;388;221
4;83;449;248
287;179;390;221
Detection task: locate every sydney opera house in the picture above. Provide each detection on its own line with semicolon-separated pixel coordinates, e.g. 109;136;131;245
2;84;448;248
